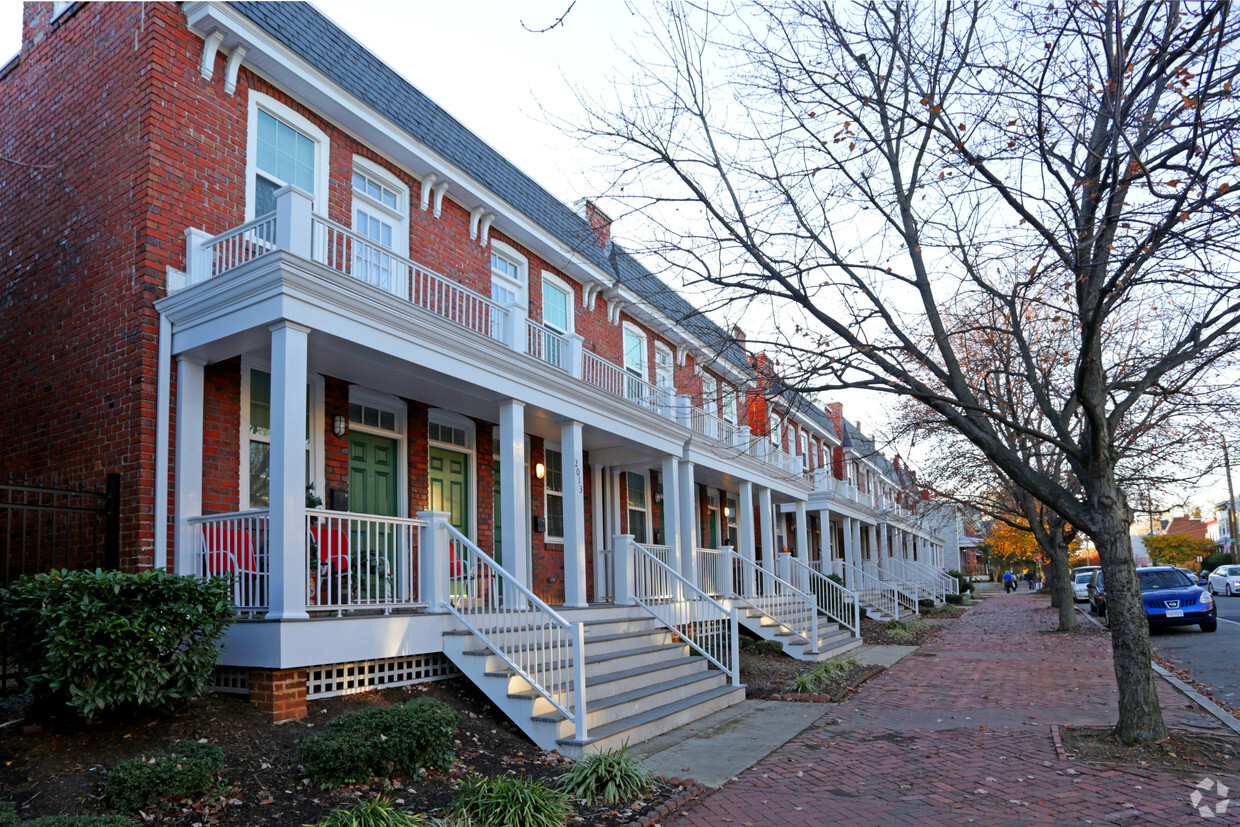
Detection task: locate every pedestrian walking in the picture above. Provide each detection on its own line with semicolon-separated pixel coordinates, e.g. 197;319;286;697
1003;571;1015;593
1025;571;1035;591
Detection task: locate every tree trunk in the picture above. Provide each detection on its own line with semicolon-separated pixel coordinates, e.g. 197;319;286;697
1047;530;1077;632
1092;499;1167;742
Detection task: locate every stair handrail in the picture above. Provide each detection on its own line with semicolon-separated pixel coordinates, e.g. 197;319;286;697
442;524;589;742
877;566;931;608
899;557;959;597
786;555;861;638
839;561;914;618
726;551;819;653
624;538;740;684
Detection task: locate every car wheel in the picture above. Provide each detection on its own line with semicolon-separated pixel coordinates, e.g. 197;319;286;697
1229;584;1234;597
1201;619;1218;633
1209;583;1216;595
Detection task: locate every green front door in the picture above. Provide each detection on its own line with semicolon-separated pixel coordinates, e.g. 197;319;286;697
349;432;400;602
350;432;399;517
429;446;470;537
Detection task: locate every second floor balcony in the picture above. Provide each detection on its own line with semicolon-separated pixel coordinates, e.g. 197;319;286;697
173;186;806;483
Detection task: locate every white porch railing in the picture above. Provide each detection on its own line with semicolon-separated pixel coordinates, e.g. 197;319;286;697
840;561;913;619
526;319;570;371
190;510;270;614
695;547;729;598
688;405;741;445
624;539;740;683
305;511;424;613
877;564;937;605
582;352;672;418
443;524;589;742
728;552;818;653
309;215;509;342
204;212;277;279
787;555;860;637
889;557;958;599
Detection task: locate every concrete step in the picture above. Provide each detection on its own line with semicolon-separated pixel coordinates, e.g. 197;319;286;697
508;655;712;707
532;669;729;731
557;683;747;757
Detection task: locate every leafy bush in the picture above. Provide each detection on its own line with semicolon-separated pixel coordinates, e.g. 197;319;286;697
884;619;927;642
945;593;965;605
918;598;935;610
1203;552;1234;573
451;775;569;827
310;796;429;827
105;740;223;812
826;573;845;587
753;639;784;656
738;635;755;650
0;569;234;719
557;743;653;805
0;801;137;827
299;698;458;787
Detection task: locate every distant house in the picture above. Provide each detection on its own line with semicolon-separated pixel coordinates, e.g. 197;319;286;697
1165;515;1208;540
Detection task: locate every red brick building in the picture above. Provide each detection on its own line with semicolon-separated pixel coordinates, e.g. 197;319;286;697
1;2;946;749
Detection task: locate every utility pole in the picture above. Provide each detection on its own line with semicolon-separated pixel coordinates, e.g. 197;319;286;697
1225;437;1238;564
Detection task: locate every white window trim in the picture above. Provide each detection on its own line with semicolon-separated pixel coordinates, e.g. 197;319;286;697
622;322;649;381
701;373;718;412
539;270;575;334
245;92;331;220
490;239;529;310
543;441;564;545
721;385;737;424
351;155;410;258
625;470;651;544
239;355;325;511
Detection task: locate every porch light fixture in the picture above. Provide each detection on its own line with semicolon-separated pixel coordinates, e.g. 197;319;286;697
723;505;731;517
332;414;348;438
535;462;546;480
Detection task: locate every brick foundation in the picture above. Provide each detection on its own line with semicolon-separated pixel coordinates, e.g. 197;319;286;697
248;668;308;723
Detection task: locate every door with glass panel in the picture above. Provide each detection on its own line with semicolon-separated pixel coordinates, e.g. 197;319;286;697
623;329;648;407
352;170;401;293
491;250;522;339
541;279;570;369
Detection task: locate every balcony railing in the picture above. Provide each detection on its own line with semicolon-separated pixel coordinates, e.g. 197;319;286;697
183;190;806;481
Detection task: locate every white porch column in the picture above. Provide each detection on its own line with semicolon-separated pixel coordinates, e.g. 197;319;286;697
794;501;810;590
758;487;775;572
173;356;205;576
499;400;529;607
817;509;832;565
613;533;635;605
877;522;889;572
678;460;698;588
266;321;309;621
660;455;682;599
738;481;756;595
561;420;588;608
840;516;853;586
591;464;605;602
851;518;863;571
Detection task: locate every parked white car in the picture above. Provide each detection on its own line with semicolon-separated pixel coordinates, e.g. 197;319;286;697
1072;571;1094;602
1208;565;1240;596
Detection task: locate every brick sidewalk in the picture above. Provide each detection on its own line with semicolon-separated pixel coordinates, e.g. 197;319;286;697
673;594;1239;826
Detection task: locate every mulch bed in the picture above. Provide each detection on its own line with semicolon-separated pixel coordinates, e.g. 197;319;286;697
739;649;877;701
1058;725;1240;778
860;616;946;646
0;678;693;826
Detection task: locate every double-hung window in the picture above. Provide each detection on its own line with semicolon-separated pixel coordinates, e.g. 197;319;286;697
247;94;328;250
540;272;573;369
623;324;649;407
351;159;408;295
242;361;323;510
545;447;564;541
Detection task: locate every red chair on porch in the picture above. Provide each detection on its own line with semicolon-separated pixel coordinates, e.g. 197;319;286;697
200;524;261;609
311;523;350;605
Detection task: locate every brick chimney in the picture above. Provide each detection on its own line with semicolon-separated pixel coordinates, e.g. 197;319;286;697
824;402;844;439
732;325;747;351
574;199;612;250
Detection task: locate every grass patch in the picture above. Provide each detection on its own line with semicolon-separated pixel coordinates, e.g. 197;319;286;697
787;657;862;693
451;775;569;827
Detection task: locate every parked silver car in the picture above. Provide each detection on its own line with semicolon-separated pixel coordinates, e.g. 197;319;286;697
1072;571;1093;602
1208;565;1240;596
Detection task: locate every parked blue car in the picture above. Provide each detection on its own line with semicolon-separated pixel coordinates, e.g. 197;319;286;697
1093;566;1217;633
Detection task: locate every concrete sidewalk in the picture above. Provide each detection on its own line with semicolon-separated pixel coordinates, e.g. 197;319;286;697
671;593;1240;826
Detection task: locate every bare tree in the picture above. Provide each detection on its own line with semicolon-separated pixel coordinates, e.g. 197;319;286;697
580;1;1240;742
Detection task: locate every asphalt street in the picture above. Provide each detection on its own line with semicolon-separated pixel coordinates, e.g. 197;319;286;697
1146;591;1240;710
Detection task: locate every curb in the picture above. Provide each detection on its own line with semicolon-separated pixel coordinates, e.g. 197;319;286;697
1050;724;1070;760
1076;605;1240;736
637;777;708;827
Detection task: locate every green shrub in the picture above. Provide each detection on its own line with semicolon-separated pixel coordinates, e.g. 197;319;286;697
0;569;234;719
451;775;569;827
946;570;975;594
310;796;428;827
945;593;964;605
557;743;653;805
299;698;458;787
753;639;784;656
738;635;755;650
0;802;137;827
826;573;845;587
917;598;935;610
884;618;927;642
105;740;223;812
788;657;861;693
1204;552;1234;573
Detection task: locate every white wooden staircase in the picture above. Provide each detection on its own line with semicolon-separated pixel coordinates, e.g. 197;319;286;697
733;599;864;661
442;606;744;758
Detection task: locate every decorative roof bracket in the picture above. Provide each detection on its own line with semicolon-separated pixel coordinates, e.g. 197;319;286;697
199;29;224;81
